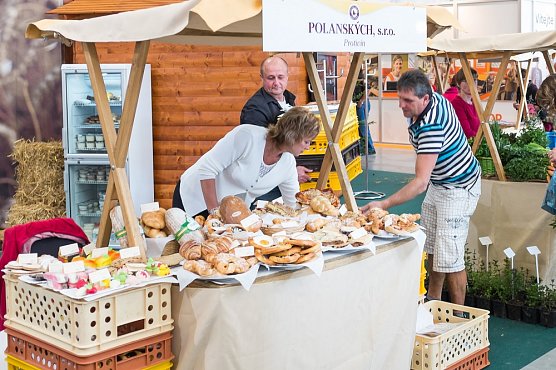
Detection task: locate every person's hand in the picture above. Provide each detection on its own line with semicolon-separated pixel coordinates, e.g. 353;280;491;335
548;148;556;164
296;166;312;183
359;200;387;215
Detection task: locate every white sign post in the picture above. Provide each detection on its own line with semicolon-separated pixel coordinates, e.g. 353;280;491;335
262;0;427;53
526;246;542;285
479;236;492;271
503;247;516;270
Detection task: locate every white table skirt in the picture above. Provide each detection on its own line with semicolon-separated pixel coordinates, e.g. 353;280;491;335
170;238;422;370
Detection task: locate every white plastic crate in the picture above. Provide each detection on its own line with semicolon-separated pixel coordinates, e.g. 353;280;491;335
412;301;489;370
3;275;173;356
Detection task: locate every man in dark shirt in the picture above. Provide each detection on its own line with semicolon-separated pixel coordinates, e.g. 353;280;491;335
240;56;312;195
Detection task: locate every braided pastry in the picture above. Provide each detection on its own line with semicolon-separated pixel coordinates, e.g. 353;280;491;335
179;240;202;260
201;240;219;263
309;195;339;217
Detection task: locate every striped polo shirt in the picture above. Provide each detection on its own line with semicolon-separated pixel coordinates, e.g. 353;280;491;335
408;92;481;189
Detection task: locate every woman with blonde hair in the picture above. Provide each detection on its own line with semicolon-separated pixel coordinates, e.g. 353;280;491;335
383;55;403;89
173;107;320;217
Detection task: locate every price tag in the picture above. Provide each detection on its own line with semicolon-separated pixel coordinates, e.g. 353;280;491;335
91;247;109;258
503;247;515;259
59;243;80;257
63;261;85;274
120;246;141;259
231;240;241;249
272;197;284;204
240;214;260;228
17;253;38;265
280;221;298;228
338;204;348;216
349;227;368;241
140;202;160;213
526;246;541;255
256;200;268;209
272;230;287;236
234;246;255;258
82;243;96;256
89;268;111;284
48;260;64;273
478;236;492;246
289;232;313;241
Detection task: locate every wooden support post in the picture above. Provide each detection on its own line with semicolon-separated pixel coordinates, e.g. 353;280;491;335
302;52;363;211
542;50;555;75
515;60;532;129
83;41;150;260
466;51;510;181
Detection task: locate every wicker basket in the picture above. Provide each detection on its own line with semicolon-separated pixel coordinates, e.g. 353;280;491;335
477;157;495;177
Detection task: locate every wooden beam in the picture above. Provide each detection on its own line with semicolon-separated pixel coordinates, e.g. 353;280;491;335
465;51;510;181
543;50;555;75
82;41;149;260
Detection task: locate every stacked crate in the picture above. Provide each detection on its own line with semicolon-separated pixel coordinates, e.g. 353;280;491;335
297;103;362;192
411;301;490;370
3;275;174;370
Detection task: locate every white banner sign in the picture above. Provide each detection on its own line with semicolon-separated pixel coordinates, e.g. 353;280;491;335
262;0;427;53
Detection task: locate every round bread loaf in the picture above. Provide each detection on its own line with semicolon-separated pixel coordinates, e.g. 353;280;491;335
219;196;251;224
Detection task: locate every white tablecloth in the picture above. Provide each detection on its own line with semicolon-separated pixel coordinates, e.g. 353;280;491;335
170;238;422;370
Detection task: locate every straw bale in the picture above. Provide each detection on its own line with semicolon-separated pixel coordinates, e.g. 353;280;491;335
6;139;66;226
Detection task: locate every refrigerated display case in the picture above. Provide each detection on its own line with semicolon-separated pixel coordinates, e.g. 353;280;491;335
62;64;153;242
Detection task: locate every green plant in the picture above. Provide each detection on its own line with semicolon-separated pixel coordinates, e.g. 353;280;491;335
540;280;556;310
525;276;543;308
490;259;512;302
471;259;493;298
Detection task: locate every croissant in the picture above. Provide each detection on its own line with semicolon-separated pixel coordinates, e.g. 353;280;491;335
201;240;219;263
183;259;215;276
179;240;202;260
309;195;339;217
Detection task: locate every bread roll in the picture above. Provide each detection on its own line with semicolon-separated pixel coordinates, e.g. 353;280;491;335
141;209;166;229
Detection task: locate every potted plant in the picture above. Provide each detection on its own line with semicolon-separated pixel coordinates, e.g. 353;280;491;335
506;267;527;321
539;280;556;328
471;260;492;311
464;249;478;307
490;260;511;318
523;276;542;324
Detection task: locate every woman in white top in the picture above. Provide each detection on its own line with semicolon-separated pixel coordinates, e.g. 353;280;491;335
173;107;321;217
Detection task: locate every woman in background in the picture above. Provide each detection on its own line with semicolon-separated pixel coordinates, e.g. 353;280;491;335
450;68;481;138
383;55;403;90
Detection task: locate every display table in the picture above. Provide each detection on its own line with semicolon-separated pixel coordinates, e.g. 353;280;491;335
170;238;422;370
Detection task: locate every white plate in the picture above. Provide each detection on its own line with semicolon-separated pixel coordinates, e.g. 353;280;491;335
373;230;402;239
322;244;369;252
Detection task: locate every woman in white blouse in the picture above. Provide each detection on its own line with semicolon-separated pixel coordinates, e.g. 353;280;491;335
173;107;320;217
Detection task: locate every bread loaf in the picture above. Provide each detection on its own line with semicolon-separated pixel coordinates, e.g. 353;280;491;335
165;208;205;246
219;196;262;232
219;196;250;224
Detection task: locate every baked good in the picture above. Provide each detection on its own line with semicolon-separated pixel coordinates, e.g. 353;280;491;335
384;214;421;235
265;202;299;217
309;195;339;217
144;225;167;238
296;188;340;207
161;239;180;256
179;240;202;260
312;230;349;248
194;215;206;227
183;259;215;276
165;208;205;245
214;253;238;274
305;217;329;232
220;196;251;224
269;253;300;264
296;252;317;264
155;253;184;266
141;209;166;229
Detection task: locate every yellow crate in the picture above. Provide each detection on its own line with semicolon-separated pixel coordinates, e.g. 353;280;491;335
302;102;360;155
3;275;173;356
6;355;40;370
300;156;362;192
412;301;490;370
5;356;173;370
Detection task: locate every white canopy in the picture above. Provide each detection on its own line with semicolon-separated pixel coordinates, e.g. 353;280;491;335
427;30;556;59
26;0;462;45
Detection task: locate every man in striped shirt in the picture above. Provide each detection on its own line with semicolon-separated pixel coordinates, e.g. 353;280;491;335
361;69;481;305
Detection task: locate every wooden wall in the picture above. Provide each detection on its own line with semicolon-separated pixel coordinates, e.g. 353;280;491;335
72;43;353;209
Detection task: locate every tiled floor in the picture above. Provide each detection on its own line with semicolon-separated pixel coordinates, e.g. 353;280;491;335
362;144;416;174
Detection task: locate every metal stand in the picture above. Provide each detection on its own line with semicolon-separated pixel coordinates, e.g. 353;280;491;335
354;57;385;201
